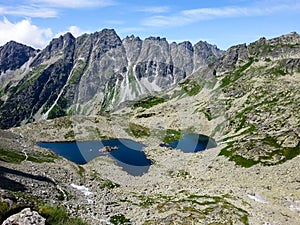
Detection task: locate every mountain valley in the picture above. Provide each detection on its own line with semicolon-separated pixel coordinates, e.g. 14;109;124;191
0;30;300;224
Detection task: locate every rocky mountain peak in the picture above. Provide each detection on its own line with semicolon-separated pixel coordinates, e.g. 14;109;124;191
193;40;224;69
0;41;36;74
178;41;194;52
31;32;76;67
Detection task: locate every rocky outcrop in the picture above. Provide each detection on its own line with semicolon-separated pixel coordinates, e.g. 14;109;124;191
2;208;46;225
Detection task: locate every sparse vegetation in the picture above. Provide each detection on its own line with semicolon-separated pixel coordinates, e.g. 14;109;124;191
38;204;88;225
163;129;182;144
64;130;75;140
128;123;150;137
132;96;165;109
110;214;131;225
48;104;67;120
0;148;57;164
179;79;202;96
129;192;249;225
100;179;120;189
220;58;254;87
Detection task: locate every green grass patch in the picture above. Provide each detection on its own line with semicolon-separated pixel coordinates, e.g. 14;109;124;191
163;129;182;144
0;148;57;164
220;58;254;88
64;130;75;140
69;61;85;84
110;214;131;225
179;79;202;96
15;65;47;94
128;123;150;138
230;155;259;168
38;204;88;225
132;96;165;109
100;179;120;189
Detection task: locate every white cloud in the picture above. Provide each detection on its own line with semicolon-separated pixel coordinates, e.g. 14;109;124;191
31;0;116;8
55;25;87;38
137;6;170;14
0;5;57;18
142;2;300;27
0;17;52;49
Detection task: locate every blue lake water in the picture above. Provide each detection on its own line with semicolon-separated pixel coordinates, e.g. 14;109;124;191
37;139;152;176
160;133;217;153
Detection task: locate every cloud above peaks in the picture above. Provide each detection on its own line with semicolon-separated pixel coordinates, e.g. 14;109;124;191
137;6;170;14
0;5;57;18
31;0;116;8
0;18;52;49
55;25;87;38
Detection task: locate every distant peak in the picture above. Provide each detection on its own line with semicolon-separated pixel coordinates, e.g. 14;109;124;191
124;35;141;41
145;36;167;42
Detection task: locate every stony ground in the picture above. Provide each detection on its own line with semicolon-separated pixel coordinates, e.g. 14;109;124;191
1;108;299;224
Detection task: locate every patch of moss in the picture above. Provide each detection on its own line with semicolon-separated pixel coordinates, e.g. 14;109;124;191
220;58;254;88
110;214;131;225
15;65;47;94
38;204;88;225
0;201;9;222
132;96;165;109
128;123;150;138
64;130;75;140
77;165;85;177
163;129;182;144
179;79;202;96
100;179;120;189
69;61;85;85
0;148;57;164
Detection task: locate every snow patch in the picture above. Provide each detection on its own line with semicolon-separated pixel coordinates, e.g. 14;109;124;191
70;183;93;196
288;200;300;213
247;193;268;204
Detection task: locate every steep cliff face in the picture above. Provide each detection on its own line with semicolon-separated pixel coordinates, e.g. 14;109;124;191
0;29;223;128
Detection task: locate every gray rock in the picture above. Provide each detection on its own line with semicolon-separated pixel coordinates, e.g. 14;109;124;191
2;208;46;225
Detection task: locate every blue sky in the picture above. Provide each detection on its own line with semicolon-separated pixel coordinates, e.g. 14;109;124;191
0;0;299;50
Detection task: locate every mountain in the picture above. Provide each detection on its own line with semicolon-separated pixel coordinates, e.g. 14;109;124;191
1;32;300;225
0;29;223;129
119;31;300;167
0;41;37;74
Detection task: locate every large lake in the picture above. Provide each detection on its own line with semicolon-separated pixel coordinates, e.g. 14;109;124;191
37;139;152;176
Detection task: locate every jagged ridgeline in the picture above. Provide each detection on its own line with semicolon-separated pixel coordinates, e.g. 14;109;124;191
0;29;223;129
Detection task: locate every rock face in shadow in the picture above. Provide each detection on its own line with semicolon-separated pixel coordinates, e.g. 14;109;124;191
0;41;37;74
0;29;223;128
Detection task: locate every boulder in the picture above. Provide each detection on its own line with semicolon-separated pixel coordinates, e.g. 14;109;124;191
2;208;46;225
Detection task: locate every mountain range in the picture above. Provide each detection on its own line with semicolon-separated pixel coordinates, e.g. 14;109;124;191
0;30;300;224
0;29;223;129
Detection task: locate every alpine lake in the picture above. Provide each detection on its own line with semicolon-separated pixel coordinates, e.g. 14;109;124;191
37;133;217;176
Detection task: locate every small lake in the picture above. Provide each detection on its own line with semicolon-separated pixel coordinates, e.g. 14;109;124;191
37;139;152;176
160;133;217;153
